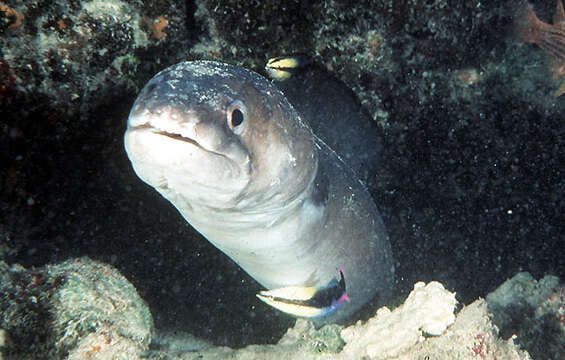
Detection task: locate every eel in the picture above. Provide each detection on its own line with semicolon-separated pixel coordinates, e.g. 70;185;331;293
124;60;394;323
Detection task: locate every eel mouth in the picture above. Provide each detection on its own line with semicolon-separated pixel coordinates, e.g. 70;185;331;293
132;123;209;153
131;124;245;167
126;115;252;187
156;130;201;146
154;130;232;161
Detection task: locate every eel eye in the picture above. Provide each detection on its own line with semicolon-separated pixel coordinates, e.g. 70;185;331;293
227;100;246;134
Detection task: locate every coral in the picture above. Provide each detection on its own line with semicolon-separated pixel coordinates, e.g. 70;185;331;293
0;257;154;359
487;272;560;321
0;261;48;358
537;286;565;327
0;0;189;122
138;280;531;359
339;281;457;358
1;263;541;359
487;272;564;360
0;2;23;32
66;323;146;360
151;330;213;354
417;298;531;360
147;15;169;40
278;319;345;354
48;258;154;355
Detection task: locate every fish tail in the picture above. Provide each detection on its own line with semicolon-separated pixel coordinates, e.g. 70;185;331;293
514;1;545;43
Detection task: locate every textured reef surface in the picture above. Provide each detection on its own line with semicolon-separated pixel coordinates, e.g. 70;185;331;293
1;0;564;358
3;258;563;359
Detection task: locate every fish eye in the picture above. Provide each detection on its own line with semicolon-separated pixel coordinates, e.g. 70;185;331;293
227;100;246;134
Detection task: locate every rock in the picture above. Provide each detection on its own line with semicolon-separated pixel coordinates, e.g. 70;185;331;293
487;272;560;311
339;281;456;358
138;280;532;359
48;257;154;356
0;257;154;359
2;261;544;359
486;272;564;359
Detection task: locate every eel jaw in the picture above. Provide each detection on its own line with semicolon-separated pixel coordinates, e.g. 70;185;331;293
256;267;350;318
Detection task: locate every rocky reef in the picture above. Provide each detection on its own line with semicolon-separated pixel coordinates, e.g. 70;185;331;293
2;258;562;359
0;258;153;359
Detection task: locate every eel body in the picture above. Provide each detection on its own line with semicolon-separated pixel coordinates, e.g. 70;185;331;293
124;61;394;323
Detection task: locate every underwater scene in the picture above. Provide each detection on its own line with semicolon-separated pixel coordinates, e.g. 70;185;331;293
1;0;564;359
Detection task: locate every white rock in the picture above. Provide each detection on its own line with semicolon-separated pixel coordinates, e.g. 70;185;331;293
339;281;457;359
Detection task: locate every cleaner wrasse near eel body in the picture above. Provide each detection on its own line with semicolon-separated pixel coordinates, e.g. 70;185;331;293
124;60;394;324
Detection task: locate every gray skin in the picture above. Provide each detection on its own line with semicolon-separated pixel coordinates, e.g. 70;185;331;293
124;61;394;324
